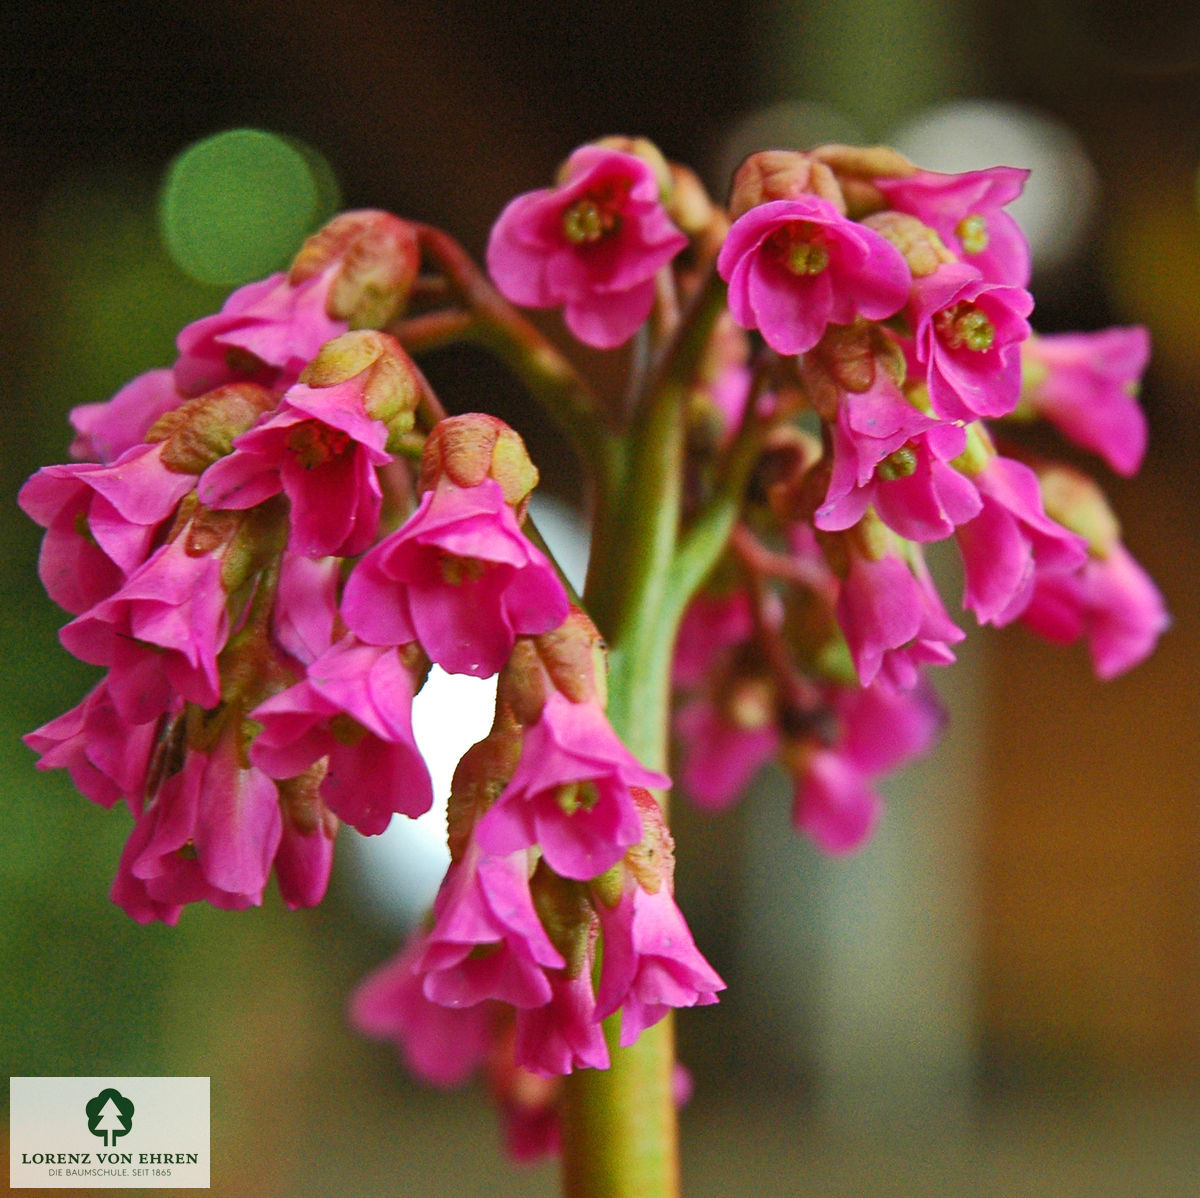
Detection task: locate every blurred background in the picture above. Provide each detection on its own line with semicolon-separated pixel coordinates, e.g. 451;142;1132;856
3;1;1199;1193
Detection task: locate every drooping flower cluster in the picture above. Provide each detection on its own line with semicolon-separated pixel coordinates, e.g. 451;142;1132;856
22;134;1167;1165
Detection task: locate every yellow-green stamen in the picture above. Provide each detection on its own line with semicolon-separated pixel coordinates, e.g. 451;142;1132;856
957;214;989;255
934;302;995;352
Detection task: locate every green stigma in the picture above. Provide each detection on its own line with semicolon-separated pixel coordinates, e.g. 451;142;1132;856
562;195;621;244
771;221;830;276
557;780;600;815
877;445;919;480
956;214;989;255
935;302;995;352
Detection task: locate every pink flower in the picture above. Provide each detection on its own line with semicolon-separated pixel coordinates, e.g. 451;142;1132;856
414;841;566;1009
815;373;980;542
1021;327;1150;476
487;145;688;348
174;267;346;397
514;964;609;1076
273;796;337;910
835;539;964;690
59;529;231;723
19;442;196;615
672;589;756;689
876;166;1032;286
908;262;1033;422
351;928;499;1086
791;682;942;853
1020;543;1169;679
113;726;282;922
68;368;184;463
718;196;911;356
593;875;725;1047
674;692;779;811
250;636;433;836
23;679;164;813
955;455;1088;626
341;476;569;677
198;374;391;559
271;552;340;666
475;692;670;880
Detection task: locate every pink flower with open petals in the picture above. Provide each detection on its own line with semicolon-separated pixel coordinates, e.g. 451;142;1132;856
956;455;1089;626
1020;543;1169;679
23;679;164;814
1021;327;1150;477
351;928;499;1086
113;726;282;922
792;682;942;853
341;476;569;677
475;692;670;880
876;166;1031;287
174;267;346;396
198;375;391;559
514;964;609;1076
718;196;911;356
19;441;196;615
908;262;1033;422
250;636;433;836
59;530;230;723
836;540;964;690
487;145;687;348
593;873;725;1047
815;373;979;542
415;841;566;1010
674;692;779;811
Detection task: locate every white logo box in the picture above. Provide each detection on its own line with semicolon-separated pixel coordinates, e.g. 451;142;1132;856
10;1077;209;1189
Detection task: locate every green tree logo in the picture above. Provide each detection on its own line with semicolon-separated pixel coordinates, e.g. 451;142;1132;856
85;1088;135;1147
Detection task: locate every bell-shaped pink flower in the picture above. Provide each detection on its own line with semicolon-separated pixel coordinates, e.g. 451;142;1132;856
791;681;942;853
350;928;499;1086
341;476;569;678
1021;327;1150;477
113;725;282;922
273;797;337;910
198;375;391;559
414;841;566;1009
68;368;184;464
908;262;1033;422
593;873;725;1047
835;538;964;690
23;679;164;814
487;145;688;348
718;196;911;356
475;692;670;881
815;373;979;542
674;691;779;811
19;442;197;615
876;166;1032;287
672;589;757;689
174;267;347;397
1020;543;1169;679
271;551;340;666
250;636;433;836
956;455;1089;626
514;963;610;1076
59;529;231;723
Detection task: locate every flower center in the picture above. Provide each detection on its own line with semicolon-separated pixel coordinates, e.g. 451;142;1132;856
934;302;995;352
956;214;989;255
561;182;628;244
287;421;351;469
556;780;600;815
877;444;919;480
437;553;488;586
768;221;831;276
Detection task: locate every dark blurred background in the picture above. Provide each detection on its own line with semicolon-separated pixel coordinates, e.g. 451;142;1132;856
3;2;1199;1194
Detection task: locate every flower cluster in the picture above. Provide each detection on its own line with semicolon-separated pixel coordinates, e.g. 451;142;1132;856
22;135;1167;1164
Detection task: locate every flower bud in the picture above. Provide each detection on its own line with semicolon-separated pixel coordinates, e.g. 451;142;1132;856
300;329;422;444
727;150;843;221
811;143;916;218
860;211;956;278
1036;463;1122;556
420;413;540;515
289;210;421;329
148;383;277;473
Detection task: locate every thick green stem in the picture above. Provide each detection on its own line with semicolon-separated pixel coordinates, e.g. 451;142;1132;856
562;272;729;1198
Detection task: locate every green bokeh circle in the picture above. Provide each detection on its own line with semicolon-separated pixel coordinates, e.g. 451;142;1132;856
159;128;338;285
